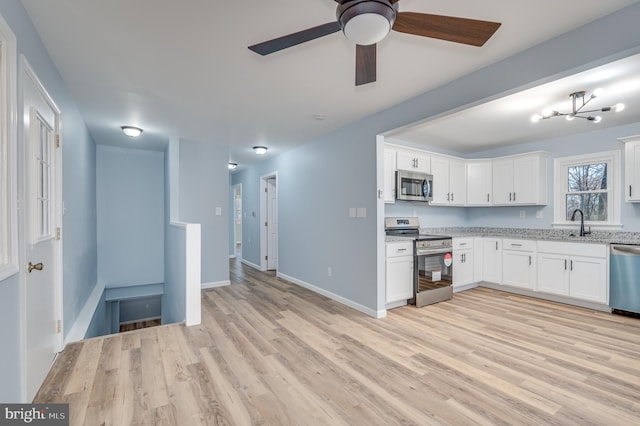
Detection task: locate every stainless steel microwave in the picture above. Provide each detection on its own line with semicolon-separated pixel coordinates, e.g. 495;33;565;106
396;170;433;202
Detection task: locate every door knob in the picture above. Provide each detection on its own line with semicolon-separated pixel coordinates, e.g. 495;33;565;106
27;262;43;273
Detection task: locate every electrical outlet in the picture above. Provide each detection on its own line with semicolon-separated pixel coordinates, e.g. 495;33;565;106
328;267;332;277
520;210;526;218
536;210;543;219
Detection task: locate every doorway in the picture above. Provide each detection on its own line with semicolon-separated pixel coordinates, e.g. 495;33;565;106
232;183;242;258
20;57;63;401
260;172;278;271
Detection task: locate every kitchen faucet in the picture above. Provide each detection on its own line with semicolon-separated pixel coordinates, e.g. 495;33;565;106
570;209;591;237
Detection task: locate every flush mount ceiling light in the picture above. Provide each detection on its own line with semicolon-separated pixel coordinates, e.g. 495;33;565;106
228;162;238;170
531;88;625;124
253;146;268;155
338;0;398;45
121;126;143;137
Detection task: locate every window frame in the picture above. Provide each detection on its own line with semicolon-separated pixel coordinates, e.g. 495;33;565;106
553;150;621;230
0;13;18;282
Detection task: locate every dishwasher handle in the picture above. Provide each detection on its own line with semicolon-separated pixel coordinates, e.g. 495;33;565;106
611;244;640;256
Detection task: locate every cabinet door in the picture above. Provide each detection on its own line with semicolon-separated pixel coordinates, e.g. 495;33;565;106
453;249;474;288
625;140;640;202
467;161;492;206
386;256;414;303
397;151;430;173
430;156;450;205
536;253;570;296
569;256;607;303
482;238;502;284
383;149;396;203
512;155;539;205
449;159;467;206
503;250;535;289
473;237;484;282
492;159;513;205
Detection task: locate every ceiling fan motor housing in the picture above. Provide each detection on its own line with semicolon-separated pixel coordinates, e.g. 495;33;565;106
337;0;399;45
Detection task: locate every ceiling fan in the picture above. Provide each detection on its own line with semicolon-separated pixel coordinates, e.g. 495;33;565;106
248;0;502;86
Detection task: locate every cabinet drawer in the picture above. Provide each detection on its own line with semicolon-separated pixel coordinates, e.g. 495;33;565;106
537;241;607;258
453;238;474;250
503;239;535;252
386;241;414;257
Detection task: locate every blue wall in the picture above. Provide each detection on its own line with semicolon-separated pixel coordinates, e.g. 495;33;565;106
233;3;640;315
97;145;165;288
0;0;97;402
178;139;230;285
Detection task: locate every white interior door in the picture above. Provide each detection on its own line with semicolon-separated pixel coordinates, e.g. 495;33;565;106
266;177;277;270
21;60;62;401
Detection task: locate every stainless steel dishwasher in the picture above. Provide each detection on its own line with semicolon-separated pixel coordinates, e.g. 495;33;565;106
610;244;640;315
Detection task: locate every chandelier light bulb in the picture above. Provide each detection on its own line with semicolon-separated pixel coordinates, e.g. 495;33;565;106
592;87;605;98
566;115;575;121
593;116;602;123
614;103;625;112
531;114;542;123
541;108;553;117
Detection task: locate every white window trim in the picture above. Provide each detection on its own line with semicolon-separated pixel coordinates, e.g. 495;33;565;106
552;150;622;231
0;13;18;281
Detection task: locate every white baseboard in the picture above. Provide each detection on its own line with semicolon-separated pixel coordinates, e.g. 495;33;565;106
202;280;230;289
453;282;479;293
65;281;105;344
277;272;384;318
240;258;262;271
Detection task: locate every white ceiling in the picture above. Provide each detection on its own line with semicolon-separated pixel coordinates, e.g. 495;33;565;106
19;0;640;169
385;53;640;153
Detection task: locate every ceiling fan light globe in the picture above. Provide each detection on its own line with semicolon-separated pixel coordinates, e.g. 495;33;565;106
343;13;390;45
531;114;542;123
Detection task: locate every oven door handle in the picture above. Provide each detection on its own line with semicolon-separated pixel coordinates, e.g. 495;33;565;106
415;248;452;256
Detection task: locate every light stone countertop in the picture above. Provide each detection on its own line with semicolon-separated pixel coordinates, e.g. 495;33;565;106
386;227;640;245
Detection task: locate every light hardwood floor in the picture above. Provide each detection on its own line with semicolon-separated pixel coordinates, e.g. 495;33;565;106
35;259;640;425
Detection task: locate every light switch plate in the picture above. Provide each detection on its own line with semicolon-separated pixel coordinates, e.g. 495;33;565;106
349;208;356;218
356;207;367;218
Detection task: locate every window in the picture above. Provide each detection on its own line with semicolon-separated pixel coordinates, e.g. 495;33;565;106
554;151;621;229
0;14;17;281
31;108;54;241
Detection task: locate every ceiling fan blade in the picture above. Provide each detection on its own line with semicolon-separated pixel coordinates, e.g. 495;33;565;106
355;44;376;86
248;21;341;55
393;12;501;47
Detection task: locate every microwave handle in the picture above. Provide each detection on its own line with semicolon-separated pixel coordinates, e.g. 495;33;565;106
423;179;431;198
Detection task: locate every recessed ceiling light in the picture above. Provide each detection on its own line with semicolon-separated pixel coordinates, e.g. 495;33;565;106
121;126;143;137
228;162;238;170
253;146;268;155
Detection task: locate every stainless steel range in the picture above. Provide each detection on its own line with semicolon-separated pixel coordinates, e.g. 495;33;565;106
385;217;453;307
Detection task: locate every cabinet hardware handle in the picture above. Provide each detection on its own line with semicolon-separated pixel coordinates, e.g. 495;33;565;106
511;243;522;247
460;243;467;246
509;192;512;202
570;260;573;271
487;193;490;202
496;241;498;250
513;192;516;202
565;259;567;270
630;185;633;197
397;248;407;252
447;193;450;201
529;255;531;266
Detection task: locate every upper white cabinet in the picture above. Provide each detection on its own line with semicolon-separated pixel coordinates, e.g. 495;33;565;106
466;160;492;206
431;155;466;206
396;150;430;173
622;136;640;202
492;153;547;206
383;148;397;203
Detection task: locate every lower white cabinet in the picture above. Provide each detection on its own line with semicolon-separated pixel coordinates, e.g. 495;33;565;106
453;238;474;288
502;239;536;290
386;241;414;304
536;241;608;304
482;238;502;284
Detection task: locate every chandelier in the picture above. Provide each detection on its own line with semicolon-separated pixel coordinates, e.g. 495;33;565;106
531;88;625;123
